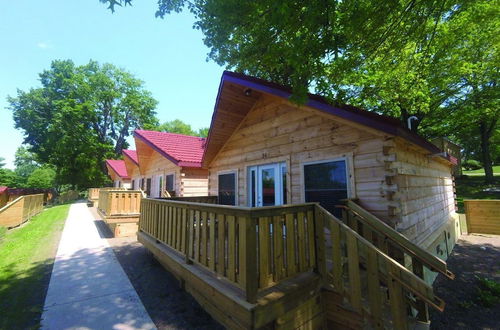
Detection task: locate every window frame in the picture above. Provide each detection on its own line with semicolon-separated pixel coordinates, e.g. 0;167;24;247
217;169;238;206
165;172;176;193
300;155;355;203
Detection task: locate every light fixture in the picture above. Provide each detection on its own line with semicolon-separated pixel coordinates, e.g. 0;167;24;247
244;88;252;96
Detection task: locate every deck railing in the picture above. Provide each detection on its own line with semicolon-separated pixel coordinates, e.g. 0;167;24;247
318;206;445;329
98;190;142;216
88;188;101;201
0;194;44;228
163;196;218;204
139;199;322;303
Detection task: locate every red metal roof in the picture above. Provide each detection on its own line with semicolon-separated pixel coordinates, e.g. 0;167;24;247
0;186;8;194
134;130;206;168
105;159;130;179
122;149;139;165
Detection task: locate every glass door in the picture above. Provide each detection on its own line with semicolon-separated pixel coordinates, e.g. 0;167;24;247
248;162;286;207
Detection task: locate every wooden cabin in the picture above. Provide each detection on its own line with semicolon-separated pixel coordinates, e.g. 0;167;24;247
0;186;8;208
105;159;131;189
136;71;459;329
204;71;459;254
122;149;142;190
431;137;462;177
133;130;208;198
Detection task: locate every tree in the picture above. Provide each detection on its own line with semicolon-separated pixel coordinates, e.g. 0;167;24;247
26;166;56;189
14;146;40;187
155;119;208;137
0;157;20;187
8;60;159;188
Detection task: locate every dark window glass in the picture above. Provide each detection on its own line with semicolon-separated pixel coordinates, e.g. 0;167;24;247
159;176;163;197
146;178;152;196
261;168;275;206
304;160;347;217
165;174;174;192
218;173;236;205
250;170;256;207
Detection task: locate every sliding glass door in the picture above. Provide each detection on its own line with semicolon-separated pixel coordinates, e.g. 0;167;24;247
248;162;286;207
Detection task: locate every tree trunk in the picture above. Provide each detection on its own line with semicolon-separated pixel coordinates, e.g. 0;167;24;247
479;120;495;184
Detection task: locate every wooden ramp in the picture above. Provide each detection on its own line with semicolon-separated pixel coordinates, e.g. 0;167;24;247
138;198;454;329
96;190;142;237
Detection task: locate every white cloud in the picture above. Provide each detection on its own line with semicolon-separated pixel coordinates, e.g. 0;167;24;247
37;42;52;49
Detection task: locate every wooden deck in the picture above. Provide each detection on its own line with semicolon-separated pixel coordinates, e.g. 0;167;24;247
139;197;453;329
464;199;500;235
97;190;143;237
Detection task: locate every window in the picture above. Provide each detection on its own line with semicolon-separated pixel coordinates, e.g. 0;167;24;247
132;179;136;190
303;159;348;217
165;174;175;193
146;178;152;196
218;171;237;205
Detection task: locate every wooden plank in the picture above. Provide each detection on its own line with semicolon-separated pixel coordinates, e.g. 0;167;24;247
388;265;408;330
346;231;362;312
306;210;315;268
259;216;271;288
285;213;297;276
366;247;383;329
217;214;226;276
329;220;343;293
297;212;307;271
244;216;258;303
209;212;216;271
201;211;208;265
228;215;236;282
195;210;201;262
273;215;284;281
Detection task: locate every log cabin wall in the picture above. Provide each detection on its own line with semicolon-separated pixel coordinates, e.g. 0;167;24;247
123;157;142;189
391;138;456;243
181;168;209;197
141;150;182;196
207;96;398;223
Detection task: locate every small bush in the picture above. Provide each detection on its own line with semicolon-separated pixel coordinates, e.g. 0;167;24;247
463;159;482;170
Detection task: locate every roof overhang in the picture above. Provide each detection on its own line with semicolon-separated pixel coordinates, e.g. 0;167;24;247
202;71;450;167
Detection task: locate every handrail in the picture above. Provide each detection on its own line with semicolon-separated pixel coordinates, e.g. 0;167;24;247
318;205;445;329
0;196;23;214
340;200;454;280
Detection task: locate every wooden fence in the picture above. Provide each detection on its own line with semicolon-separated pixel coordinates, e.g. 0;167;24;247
140;199;320;303
97;190;142;216
464;200;500;235
0;194;44;228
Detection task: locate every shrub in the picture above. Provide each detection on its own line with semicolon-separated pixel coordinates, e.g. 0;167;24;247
463;159;482;170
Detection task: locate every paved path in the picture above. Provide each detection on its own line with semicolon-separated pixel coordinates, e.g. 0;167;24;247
41;202;156;330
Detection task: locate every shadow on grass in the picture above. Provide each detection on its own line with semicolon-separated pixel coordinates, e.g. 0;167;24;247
0;259;55;329
430;236;500;329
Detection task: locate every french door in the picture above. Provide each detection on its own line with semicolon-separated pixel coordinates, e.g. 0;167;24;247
248;162;286;207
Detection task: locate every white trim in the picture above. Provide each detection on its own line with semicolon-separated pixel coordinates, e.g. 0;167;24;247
300;154;355;203
217;169;238;206
247;161;287;207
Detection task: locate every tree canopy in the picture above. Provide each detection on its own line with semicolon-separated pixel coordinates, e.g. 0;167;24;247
155;119;208;137
8;60;159;188
101;0;499;182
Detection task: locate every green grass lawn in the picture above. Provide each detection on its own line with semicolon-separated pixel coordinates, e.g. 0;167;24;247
0;204;70;330
455;176;500;213
462;165;500;176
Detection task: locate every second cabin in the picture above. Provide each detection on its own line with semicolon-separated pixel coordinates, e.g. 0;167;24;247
133;130;209;198
105;159;131;189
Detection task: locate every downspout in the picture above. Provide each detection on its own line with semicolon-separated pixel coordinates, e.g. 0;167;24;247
407;116;418;131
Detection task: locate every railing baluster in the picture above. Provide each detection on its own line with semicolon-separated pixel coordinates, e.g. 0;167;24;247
209;212;216;271
297;211;307;271
285;213;296;277
217;214;226;276
227;215;236;282
346;231;362;312
366;247;383;329
273;215;284;282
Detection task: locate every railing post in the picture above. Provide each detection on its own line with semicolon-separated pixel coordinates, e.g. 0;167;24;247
184;207;192;264
314;205;328;286
244;214;258;303
412;257;430;323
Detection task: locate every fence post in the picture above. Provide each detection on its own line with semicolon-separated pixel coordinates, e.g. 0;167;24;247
244;214;258;303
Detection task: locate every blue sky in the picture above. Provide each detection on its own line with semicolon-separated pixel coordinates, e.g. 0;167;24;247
0;0;223;169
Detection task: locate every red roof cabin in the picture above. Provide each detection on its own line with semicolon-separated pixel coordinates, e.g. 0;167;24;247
105;159;131;189
133;130;208;198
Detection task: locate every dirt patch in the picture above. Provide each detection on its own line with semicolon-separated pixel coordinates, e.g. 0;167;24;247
90;209;222;329
430;234;500;330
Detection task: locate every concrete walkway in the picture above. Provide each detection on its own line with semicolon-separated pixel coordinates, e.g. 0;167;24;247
41;202;156;330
